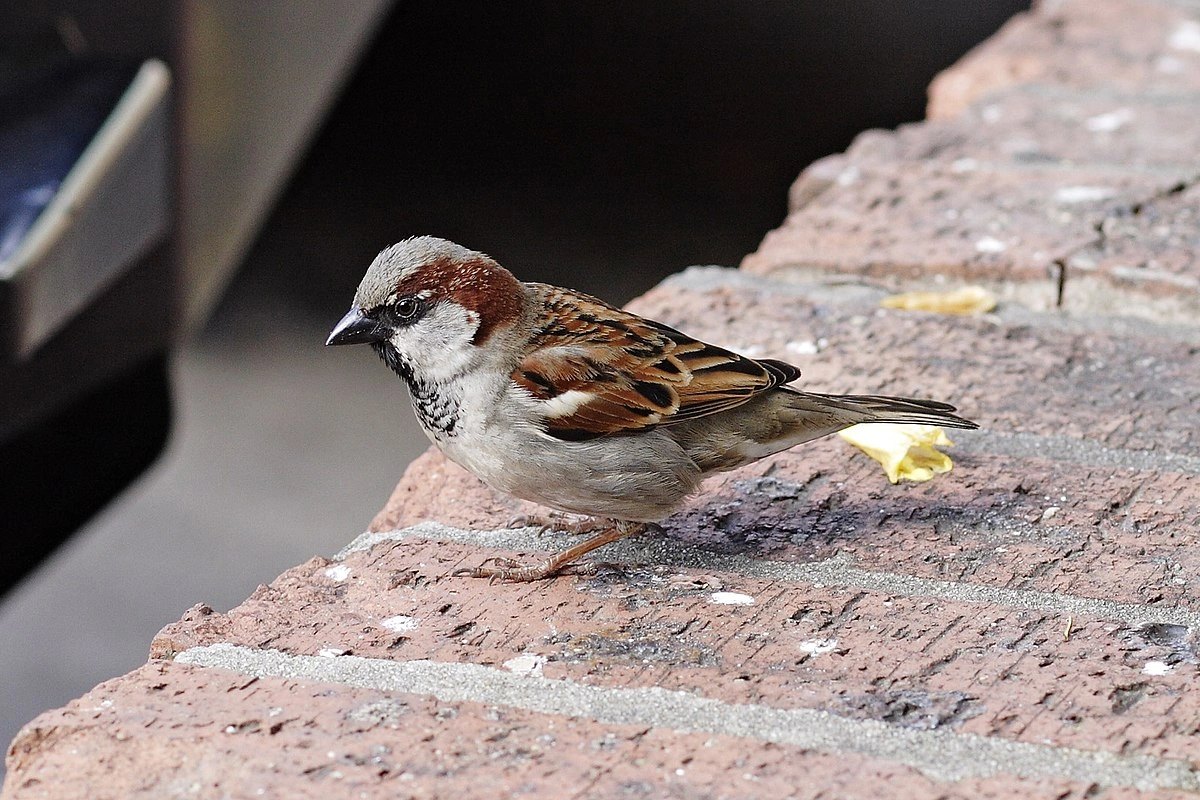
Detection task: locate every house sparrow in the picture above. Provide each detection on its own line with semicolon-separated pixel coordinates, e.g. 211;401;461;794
327;236;977;581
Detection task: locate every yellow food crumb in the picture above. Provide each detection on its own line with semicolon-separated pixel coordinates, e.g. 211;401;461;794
880;286;997;315
838;424;957;484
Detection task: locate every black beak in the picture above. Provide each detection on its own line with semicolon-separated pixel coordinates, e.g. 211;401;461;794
326;307;389;346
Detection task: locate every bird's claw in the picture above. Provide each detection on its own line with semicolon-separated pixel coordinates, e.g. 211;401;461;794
451;555;552;583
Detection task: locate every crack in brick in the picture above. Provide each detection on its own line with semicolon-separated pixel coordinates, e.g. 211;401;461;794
1056;170;1200;315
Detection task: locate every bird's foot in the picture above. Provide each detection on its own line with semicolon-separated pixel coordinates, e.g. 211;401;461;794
452;522;645;582
451;556;597;583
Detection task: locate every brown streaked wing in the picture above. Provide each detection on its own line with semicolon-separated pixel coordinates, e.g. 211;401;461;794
511;285;800;440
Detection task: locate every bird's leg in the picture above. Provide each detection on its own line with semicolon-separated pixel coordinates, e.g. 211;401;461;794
453;520;645;582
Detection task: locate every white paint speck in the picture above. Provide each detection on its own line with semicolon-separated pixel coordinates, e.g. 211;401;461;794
324;564;352;582
799;638;838;655
380;615;418;632
951;158;978;173
1143;660;1172;676
1085;108;1134;133
1156;55;1185;74
1054;186;1117;204
504;654;546;676
786;340;820;355
975;236;1007;254
710;591;755;606
1169;20;1200;52
318;647;350;658
1068;253;1097;270
675;768;686;776
836;166;861;186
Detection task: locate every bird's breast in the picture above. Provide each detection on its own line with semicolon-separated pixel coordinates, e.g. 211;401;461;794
408;378;462;438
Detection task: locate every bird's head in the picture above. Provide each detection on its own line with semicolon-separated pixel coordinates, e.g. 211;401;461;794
326;236;526;382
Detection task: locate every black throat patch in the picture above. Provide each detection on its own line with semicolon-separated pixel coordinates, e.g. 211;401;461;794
372;342;460;437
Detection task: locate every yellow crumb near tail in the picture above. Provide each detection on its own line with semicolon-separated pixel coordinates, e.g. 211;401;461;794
880;286;997;315
838;423;957;484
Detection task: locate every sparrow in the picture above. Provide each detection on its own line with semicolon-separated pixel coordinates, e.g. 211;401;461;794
327;236;978;581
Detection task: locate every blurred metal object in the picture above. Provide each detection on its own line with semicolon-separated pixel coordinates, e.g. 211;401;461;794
175;1;393;328
0;59;170;358
0;2;393;587
1;1;393;361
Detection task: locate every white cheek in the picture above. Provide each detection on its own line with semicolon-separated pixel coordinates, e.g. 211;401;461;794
388;303;482;380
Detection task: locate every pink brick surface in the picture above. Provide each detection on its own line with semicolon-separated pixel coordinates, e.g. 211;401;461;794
747;0;1200;322
369;276;1200;598
10;662;1177;800
7;0;1200;796
143;530;1200;763
927;0;1200;118
746;163;1154;309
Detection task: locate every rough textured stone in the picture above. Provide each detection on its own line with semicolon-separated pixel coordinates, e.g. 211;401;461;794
744;163;1169;310
751;0;1200;323
141;526;1200;763
368;273;1200;596
856;87;1200;176
927;0;1200;119
7;0;1200;796
8;662;1179;800
1064;181;1200;318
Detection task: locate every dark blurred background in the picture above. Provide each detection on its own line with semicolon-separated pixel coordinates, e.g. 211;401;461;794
0;0;1028;777
242;1;1030;312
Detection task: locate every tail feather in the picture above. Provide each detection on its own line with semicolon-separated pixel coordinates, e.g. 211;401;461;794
671;388;977;474
790;391;979;431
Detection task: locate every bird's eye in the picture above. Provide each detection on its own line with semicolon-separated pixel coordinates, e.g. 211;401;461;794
394;297;420;321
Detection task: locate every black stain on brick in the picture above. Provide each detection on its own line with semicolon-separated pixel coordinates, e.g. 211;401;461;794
554;624;718;669
832;689;983;730
1110;682;1150;714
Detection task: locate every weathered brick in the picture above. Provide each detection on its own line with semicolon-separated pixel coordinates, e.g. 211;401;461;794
140;273;1200;786
853;87;1200;176
1063;181;1200;320
143;530;1200;765
762;81;1200;321
367;274;1200;610
6;661;1166;800
742;162;1170;309
928;0;1200;118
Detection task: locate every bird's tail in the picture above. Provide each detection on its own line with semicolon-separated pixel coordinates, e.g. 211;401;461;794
672;389;977;474
792;391;979;431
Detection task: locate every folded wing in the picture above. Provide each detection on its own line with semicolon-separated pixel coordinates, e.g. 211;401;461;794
512;286;799;441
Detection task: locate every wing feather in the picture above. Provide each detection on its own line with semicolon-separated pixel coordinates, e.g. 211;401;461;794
512;286;799;440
